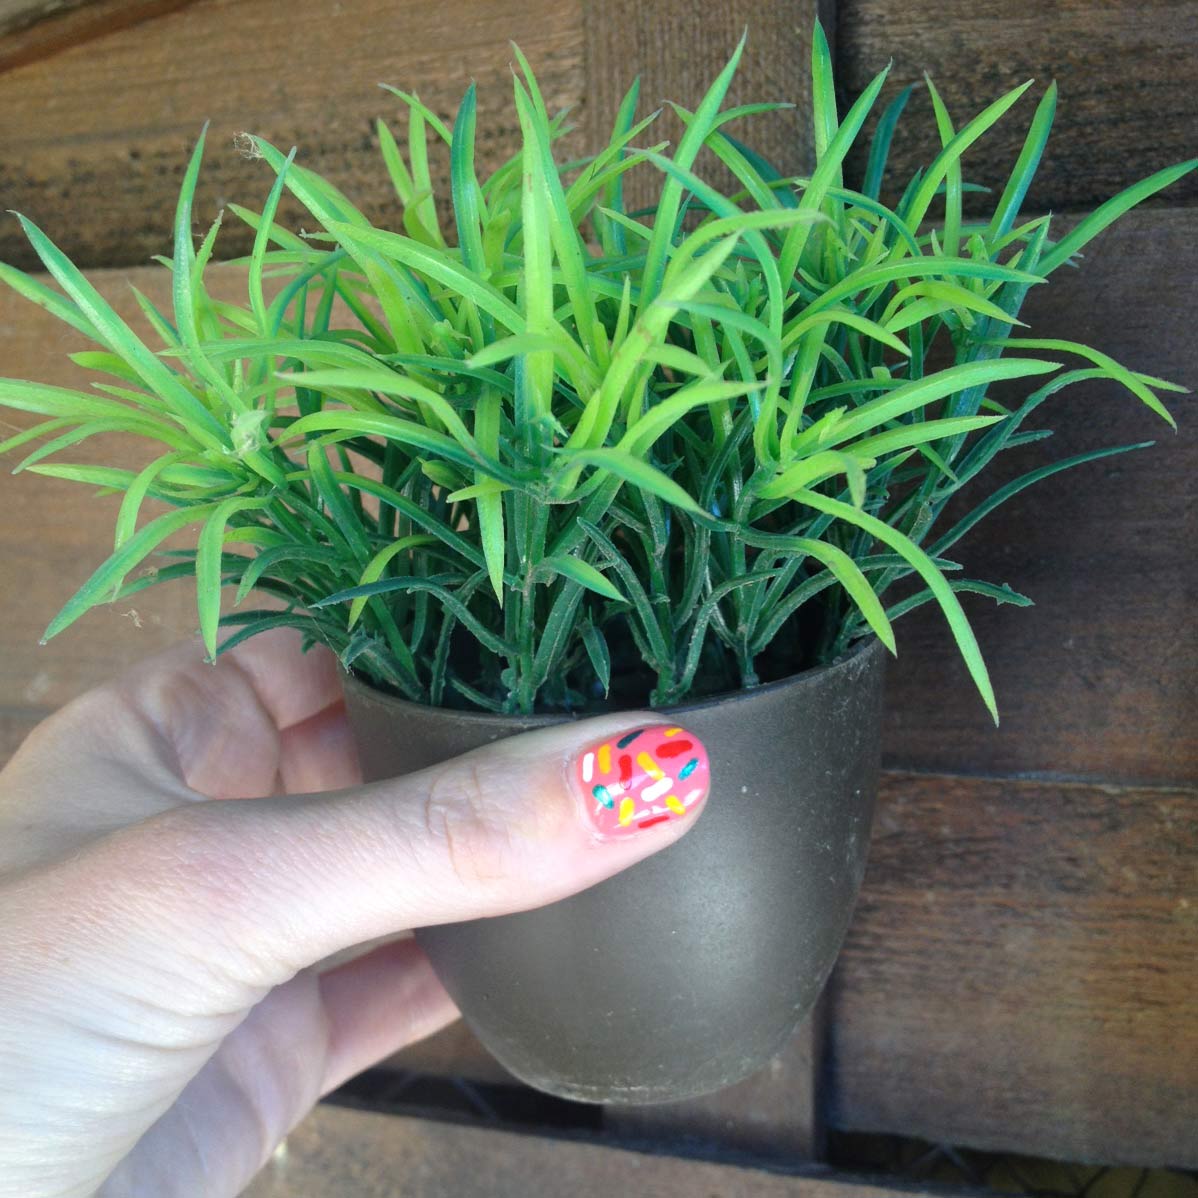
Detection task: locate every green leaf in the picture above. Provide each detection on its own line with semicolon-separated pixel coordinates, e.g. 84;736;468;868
281;409;495;478
114;453;186;549
196;496;273;659
12;216;228;450
562;448;704;516
1039;158;1198;275
0;261;99;341
845;414;1004;460
250;146;298;333
0;418;70;456
931;441;1153;558
641;32;745;305
796;488;998;722
580;622;612;697
539;554;624;601
862;84;915;201
279;366;479;450
903;80;1035;232
314;576;515;658
451;83;487;277
324;221;525;331
42;504;219;643
233;542;344;605
984;337;1176;427
769;533;896;653
347;534;438;628
987;83;1056;242
807;358;1059;448
473;390;505;603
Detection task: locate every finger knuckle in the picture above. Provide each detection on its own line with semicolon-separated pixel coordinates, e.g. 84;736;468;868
418;761;517;892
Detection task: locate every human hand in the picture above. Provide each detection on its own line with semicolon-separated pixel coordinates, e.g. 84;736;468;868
0;630;709;1197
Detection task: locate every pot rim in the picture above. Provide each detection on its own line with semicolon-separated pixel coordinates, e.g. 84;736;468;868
342;635;886;727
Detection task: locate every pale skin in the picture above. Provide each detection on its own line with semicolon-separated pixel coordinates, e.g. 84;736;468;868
0;630;704;1197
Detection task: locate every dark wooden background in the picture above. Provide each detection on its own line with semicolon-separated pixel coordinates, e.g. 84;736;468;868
1;0;1195;1183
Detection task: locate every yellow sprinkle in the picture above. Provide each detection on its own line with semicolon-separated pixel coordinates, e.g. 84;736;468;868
666;795;686;815
664;727;682;736
636;751;664;780
598;743;612;775
619;797;635;826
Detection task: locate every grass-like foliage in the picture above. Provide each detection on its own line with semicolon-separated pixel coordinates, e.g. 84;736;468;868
1;27;1191;717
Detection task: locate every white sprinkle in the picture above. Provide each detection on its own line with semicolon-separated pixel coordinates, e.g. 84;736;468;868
582;752;594;782
642;776;673;803
683;787;703;807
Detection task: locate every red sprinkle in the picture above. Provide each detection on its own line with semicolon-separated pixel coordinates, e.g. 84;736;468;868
636;815;671;829
619;753;632;784
656;739;694;759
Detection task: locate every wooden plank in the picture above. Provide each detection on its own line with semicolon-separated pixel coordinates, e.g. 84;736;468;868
582;0;830;213
0;0;585;270
0;0;194;75
834;0;1198;212
0;0;90;36
881;207;1197;787
243;1102;947;1198
829;770;1198;1167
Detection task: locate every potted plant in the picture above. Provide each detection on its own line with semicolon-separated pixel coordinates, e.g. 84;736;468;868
0;25;1189;1103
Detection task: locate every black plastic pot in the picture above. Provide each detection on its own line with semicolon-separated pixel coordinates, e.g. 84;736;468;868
343;638;886;1104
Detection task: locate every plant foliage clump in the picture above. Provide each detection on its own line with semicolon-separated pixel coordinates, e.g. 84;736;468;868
0;28;1190;716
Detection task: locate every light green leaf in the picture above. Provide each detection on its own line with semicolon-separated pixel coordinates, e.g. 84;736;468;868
347;534;438;628
795;488;997;722
562;448;704;516
539;554;624;601
196;496;272;659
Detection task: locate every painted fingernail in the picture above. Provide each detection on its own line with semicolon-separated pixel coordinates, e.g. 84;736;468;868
573;725;711;840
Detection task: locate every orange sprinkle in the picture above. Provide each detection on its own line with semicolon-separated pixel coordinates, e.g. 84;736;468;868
598;743;612;775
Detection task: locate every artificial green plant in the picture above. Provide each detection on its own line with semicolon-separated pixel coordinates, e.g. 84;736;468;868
0;27;1190;716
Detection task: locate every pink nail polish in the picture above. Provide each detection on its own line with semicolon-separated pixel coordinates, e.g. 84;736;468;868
573;724;711;839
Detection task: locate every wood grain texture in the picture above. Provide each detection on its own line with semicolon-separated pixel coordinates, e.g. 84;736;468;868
243;1102;945;1198
0;0;585;270
0;0;89;35
583;0;830;212
834;0;1198;212
830;770;1198;1166
0;0;195;74
881;207;1197;787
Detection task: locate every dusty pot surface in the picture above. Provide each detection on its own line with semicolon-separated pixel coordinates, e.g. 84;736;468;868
343;638;886;1104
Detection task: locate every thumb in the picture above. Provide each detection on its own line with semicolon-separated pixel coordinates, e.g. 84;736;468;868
52;716;712;993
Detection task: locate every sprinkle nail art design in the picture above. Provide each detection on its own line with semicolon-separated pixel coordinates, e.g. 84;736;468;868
575;725;710;839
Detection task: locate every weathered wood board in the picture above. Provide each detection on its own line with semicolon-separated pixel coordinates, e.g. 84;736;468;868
832;769;1198;1167
835;0;1198;212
